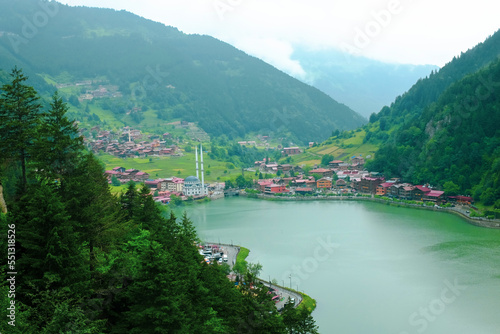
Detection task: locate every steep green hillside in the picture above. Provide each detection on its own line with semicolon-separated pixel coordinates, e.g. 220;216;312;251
0;0;365;143
369;30;500;130
367;58;500;204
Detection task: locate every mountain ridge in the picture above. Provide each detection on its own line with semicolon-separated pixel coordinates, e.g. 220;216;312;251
0;0;365;143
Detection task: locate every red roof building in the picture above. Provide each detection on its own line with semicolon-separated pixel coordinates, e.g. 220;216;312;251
264;184;288;194
376;182;393;196
281;147;302;155
425;190;445;202
310;168;333;178
295;187;314;194
257;180;274;192
447;196;473;204
317;177;333;189
359;177;385;194
412;185;431;201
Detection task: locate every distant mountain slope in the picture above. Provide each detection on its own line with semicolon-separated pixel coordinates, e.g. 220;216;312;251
0;0;365;143
291;47;438;118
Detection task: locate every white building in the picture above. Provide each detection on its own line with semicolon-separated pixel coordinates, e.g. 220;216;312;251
183;176;205;196
183;144;208;197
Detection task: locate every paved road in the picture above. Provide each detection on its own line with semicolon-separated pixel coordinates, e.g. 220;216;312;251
221;244;239;267
206;243;303;309
260;281;303;310
202;243;239;268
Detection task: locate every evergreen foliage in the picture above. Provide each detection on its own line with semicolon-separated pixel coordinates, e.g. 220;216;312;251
0;67;43;188
366;56;500;203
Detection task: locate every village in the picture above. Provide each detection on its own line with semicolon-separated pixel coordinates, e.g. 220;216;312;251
251;155;472;205
85;126;181;158
103;147;472;207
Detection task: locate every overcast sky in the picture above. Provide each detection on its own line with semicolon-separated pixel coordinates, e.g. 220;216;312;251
60;0;499;76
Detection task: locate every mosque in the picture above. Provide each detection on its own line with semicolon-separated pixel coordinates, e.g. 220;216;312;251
183;144;208;197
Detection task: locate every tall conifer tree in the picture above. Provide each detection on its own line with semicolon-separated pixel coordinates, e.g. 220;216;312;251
31;91;84;182
0;68;43;189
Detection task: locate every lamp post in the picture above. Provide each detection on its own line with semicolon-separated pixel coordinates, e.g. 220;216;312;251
289;274;292;289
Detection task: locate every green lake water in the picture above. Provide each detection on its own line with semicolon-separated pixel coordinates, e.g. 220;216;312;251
183;197;500;334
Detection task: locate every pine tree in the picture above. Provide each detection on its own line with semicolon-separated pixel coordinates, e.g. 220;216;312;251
62;153;125;274
120;182;139;221
13;181;89;304
135;184;163;232
31;91;84;182
0;67;43;189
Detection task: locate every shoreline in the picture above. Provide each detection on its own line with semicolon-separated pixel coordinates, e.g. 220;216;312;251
240;193;500;229
213;242;316;311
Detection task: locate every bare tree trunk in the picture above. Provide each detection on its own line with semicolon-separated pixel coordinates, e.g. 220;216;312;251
0;181;7;214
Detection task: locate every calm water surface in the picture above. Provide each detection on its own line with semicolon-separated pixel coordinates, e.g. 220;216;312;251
183;198;500;334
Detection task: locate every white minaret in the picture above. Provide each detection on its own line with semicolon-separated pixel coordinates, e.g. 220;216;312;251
201;144;205;194
195;145;199;179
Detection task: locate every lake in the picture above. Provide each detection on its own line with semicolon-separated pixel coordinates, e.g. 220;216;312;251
183;197;500;333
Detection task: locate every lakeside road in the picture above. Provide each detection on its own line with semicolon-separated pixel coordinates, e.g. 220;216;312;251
206;243;305;309
260;281;303;310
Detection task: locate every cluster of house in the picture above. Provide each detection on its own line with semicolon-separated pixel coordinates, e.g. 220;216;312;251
255;161;361;195
78;85;122;102
255;156;365;175
86;127;179;158
104;167;225;204
366;178;473;204
105;167;151;184
356;178;448;202
252;157;469;204
256;173;353;195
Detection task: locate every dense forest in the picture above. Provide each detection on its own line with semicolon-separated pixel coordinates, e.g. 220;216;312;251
362;31;500;205
0;0;365;143
367;30;500;131
366;58;500;205
0;69;319;333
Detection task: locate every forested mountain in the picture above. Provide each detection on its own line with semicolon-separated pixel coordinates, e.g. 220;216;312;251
366;57;500;205
291;47;438;118
368;30;500;131
361;30;500;204
0;0;365;143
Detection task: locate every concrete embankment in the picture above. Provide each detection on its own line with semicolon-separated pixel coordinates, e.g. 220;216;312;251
241;193;500;229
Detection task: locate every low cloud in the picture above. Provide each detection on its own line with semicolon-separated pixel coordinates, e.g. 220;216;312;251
234;37;308;79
